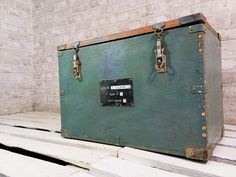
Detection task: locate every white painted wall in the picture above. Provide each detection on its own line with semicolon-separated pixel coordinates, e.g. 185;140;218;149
0;0;33;115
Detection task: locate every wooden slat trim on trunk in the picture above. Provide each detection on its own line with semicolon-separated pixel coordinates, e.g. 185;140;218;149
57;13;218;51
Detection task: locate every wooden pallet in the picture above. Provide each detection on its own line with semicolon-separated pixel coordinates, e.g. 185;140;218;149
0;112;235;177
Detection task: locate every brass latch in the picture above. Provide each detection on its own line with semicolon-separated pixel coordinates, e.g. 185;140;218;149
72;43;82;80
153;22;167;73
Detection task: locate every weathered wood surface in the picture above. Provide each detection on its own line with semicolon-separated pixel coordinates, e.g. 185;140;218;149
90;156;188;177
0;112;235;177
0;112;60;132
0;149;91;177
0;127;121;169
225;130;236;138
119;147;236;177
225;124;236;131
0;124;120;155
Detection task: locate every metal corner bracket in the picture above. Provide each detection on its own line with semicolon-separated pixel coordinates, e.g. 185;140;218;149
185;145;213;161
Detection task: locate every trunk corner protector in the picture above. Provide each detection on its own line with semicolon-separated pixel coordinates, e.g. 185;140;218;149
180;13;206;25
185;145;213;161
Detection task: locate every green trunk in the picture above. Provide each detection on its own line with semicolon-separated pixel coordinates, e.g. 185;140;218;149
58;15;223;161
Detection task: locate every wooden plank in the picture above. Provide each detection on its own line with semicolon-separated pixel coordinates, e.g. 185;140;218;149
24;111;60;117
90;156;187;177
0;112;60;131
213;145;236;162
0;149;80;177
0;116;60;126
225;124;236;131
0;112;60;132
70;172;95;177
1;112;234;176
118;147;236;177
0;117;60;125
0;112;60;123
225;131;236;138
7;112;59;119
0;133;117;169
0;117;60;132
0;124;121;156
218;137;236;147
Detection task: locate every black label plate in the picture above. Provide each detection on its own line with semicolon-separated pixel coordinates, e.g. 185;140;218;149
100;78;134;107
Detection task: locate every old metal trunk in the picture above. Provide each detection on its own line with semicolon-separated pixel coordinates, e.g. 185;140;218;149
58;13;223;161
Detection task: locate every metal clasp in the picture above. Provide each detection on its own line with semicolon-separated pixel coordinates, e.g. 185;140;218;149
73;42;82;80
153;23;167;73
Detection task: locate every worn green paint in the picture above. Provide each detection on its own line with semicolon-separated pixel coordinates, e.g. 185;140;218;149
58;23;223;160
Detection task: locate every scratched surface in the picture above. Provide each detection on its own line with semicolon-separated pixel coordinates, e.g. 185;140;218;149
58;23;222;160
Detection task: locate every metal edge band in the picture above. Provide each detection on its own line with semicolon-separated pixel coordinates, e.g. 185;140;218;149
58;13;210;51
179;13;206;25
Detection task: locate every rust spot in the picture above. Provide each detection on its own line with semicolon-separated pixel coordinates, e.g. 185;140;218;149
185;145;213;161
